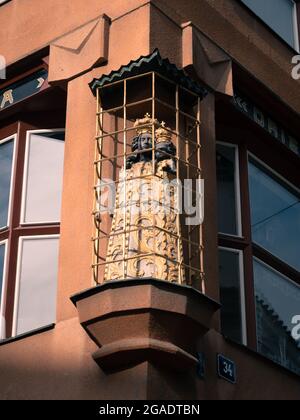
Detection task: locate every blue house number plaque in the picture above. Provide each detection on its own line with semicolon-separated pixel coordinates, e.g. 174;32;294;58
217;354;236;384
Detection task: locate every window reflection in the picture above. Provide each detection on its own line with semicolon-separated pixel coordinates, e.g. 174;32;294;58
14;237;59;336
216;144;239;236
254;259;300;376
219;248;244;344
249;159;300;271
0;139;14;229
241;0;297;49
22;131;65;224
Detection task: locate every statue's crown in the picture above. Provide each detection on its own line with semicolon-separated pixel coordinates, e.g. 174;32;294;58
155;122;172;143
134;113;159;135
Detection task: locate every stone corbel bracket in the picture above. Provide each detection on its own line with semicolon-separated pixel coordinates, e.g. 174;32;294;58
71;278;220;373
182;22;233;96
48;14;111;85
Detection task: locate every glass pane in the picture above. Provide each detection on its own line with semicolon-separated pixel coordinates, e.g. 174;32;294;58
254;259;300;376
0;138;14;228
241;0;296;48
23;131;65;223
216;144;239;235
219;249;244;344
249;159;300;271
0;243;5;306
15;237;59;336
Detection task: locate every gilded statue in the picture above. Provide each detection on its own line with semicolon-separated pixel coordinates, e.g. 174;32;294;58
104;114;185;283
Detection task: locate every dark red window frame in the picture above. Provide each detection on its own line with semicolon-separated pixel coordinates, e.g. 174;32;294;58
0;121;64;338
0;63;66;338
216;93;300;351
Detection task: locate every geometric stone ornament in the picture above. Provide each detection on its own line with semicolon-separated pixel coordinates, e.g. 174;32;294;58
182;22;233;96
49;14;110;84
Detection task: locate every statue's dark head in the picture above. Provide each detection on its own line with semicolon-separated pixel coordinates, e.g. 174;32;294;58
155;140;176;161
132;133;153;152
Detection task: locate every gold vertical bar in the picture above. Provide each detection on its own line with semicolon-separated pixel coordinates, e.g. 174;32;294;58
93;88;103;284
197;96;204;293
93;89;98;284
152;72;156;267
123;79;127;279
186;116;191;286
98;94;104;284
152;72;156;175
175;84;182;285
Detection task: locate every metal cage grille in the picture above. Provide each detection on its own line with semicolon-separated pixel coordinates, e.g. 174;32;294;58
92;71;204;289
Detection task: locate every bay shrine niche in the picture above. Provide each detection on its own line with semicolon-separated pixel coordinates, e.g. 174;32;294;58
90;50;207;288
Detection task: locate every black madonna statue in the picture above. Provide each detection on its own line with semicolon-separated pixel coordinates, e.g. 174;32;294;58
104;114;185;283
126;115;176;174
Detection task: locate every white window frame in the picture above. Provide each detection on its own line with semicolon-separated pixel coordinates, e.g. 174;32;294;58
219;246;247;345
12;234;59;337
0;134;17;232
0;239;8;340
20;129;65;226
217;141;243;238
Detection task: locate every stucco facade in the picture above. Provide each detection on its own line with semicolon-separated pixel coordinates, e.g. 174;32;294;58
0;0;299;400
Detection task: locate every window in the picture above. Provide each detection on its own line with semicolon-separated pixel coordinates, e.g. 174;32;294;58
216;143;241;236
21;130;65;224
13;236;59;336
0;135;15;230
0;124;65;340
217;138;300;376
241;0;299;50
249;158;300;272
219;248;246;344
254;259;300;375
0;243;5;301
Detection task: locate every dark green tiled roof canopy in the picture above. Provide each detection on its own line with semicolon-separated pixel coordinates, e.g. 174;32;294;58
89;49;207;99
